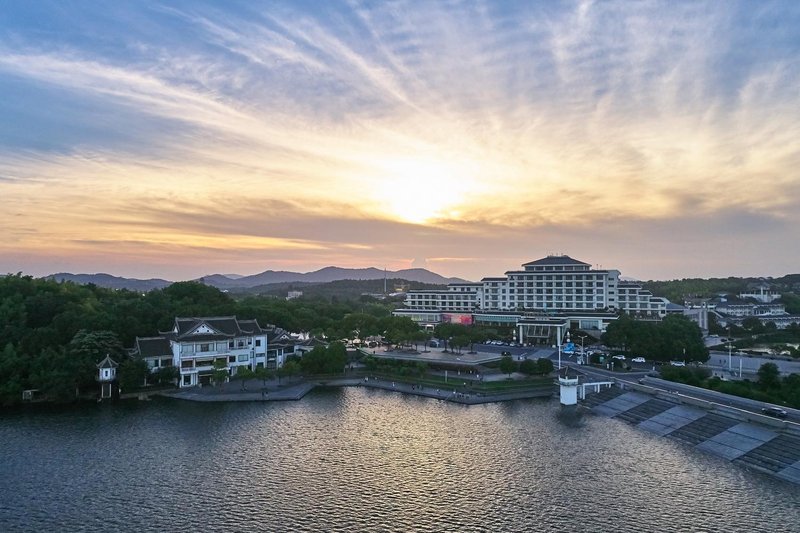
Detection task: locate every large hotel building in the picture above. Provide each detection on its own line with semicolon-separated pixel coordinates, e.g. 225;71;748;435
393;255;670;345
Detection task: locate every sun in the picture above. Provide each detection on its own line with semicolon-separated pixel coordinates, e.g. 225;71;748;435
368;157;473;224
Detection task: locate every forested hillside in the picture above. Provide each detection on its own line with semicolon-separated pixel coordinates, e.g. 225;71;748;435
229;278;445;300
0;275;414;405
644;273;800;307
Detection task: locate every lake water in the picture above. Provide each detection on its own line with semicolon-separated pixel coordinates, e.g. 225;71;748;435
1;387;798;532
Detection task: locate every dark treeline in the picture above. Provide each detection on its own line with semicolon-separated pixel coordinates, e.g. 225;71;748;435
601;314;709;362
660;363;800;409
643;275;800;313
0;274;416;405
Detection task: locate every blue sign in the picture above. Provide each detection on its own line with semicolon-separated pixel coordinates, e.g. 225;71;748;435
563;342;575;354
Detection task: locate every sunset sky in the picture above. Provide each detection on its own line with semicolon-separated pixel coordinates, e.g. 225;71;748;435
1;1;799;282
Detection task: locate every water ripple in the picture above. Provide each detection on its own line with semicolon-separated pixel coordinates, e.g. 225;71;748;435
1;388;799;532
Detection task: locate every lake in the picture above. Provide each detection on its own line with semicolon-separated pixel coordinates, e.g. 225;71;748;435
1;387;798;532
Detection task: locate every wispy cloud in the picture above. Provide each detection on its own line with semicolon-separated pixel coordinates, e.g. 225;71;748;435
0;1;798;279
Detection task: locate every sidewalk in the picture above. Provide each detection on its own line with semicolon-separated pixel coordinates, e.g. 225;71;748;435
359;377;553;404
159;377;318;402
158;375;554;404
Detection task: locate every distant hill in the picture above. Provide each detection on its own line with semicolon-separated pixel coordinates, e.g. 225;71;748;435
198;266;468;289
41;266;467;292
226;278;447;300
46;273;171;292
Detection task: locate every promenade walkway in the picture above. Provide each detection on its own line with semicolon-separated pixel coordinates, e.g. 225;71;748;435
159;375;554;405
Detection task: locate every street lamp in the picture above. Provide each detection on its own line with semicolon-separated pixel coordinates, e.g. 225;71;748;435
578;334;587;365
558;330;571;370
727;327;732;372
557;328;564;370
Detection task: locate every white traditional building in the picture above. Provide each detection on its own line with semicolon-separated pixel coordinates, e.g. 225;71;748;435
738;283;781;303
131;316;296;388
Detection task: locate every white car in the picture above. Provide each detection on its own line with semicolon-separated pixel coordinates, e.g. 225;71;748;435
612;355;626;361
631;357;646;363
669;361;686;367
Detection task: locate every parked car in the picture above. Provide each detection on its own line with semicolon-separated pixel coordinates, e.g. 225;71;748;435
631;357;646;363
761;407;788;419
669;361;686;367
612;355;626;361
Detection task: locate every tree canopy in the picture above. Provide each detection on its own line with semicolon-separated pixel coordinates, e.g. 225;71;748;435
602;314;708;362
0;274;400;405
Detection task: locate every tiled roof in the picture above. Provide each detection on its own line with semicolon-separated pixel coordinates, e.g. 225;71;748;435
135;336;172;358
174;316;260;339
522;255;590;267
185;317;233;336
96;354;119;368
237;319;266;334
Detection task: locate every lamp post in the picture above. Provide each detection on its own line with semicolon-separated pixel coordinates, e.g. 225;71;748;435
557;327;563;370
558;330;571;370
557;338;561;371
578;335;587;365
727;327;732;372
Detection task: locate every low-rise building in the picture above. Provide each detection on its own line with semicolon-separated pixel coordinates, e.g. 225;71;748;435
131;316;295;388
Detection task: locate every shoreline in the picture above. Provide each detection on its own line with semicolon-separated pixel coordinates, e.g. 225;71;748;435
158;376;556;405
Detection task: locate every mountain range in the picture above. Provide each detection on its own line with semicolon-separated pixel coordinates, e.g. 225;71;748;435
46;267;468;292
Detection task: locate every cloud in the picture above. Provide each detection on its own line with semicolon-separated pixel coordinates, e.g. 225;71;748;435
0;1;799;280
411;257;427;269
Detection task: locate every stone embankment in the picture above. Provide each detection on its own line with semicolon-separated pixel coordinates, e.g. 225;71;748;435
159;376;554;405
583;383;800;485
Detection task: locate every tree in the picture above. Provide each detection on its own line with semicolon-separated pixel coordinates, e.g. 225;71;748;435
118;358;149;392
299;346;328;374
757;362;781;391
519;359;537;375
234;366;255;391
154;366;179;386
0;343;24;405
499;355;516;376
362;355;378;372
276;360;300;384
450;335;469;354
535;358;554;375
254;366;274;386
326;342;348;374
212;359;228;387
602;314;707;363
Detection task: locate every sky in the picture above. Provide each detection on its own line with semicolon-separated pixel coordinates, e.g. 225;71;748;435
1;0;799;282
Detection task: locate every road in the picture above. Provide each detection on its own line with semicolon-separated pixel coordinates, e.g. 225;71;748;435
567;362;800;424
705;350;800;376
464;343;800;424
638;376;800;424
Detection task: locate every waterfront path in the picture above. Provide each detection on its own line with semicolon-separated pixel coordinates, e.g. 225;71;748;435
159;375;554;405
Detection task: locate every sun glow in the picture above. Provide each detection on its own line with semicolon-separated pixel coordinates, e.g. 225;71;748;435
367;157;479;224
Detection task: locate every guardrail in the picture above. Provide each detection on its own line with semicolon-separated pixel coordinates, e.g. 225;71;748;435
614;377;800;432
